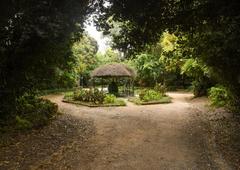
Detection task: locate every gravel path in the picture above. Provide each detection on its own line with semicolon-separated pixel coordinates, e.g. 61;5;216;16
0;92;231;170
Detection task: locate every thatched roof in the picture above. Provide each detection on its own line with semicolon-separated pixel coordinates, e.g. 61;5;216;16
91;63;136;78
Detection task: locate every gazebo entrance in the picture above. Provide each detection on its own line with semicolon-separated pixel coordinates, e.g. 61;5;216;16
91;63;136;97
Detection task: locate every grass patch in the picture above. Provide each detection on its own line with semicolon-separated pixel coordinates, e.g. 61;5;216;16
38;88;77;96
128;96;171;105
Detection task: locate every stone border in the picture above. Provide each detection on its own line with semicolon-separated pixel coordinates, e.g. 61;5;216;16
128;96;171;105
62;99;126;107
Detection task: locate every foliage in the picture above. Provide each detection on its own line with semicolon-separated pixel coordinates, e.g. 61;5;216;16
104;94;117;104
181;59;214;96
129;96;171;105
15;116;33;130
63;91;74;100
15;94;58;129
96;48;121;65
208;86;231;107
108;82;119;96
95;0;240;112
160;32;178;53
115;99;127;106
72;33;99;86
38;88;76;96
73;88;106;104
139;89;163;102
132;53;164;86
64;90;126;106
0;0;92;119
181;59;208;78
154;83;167;95
128;32;190;88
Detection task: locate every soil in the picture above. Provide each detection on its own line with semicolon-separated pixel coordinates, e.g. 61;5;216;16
0;92;236;170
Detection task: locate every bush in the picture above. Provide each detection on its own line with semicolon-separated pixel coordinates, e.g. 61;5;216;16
73;88;85;101
154;83;166;95
208;86;230;107
192;80;213;97
65;89;126;106
15;116;33;130
104;94;116;104
139;89;147;101
63;92;74;100
139;89;162;102
93;88;106;104
115;99;126;106
15;93;58;130
72;88;106;104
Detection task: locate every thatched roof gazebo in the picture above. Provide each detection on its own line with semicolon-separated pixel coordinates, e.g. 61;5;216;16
91;63;136;78
91;63;136;96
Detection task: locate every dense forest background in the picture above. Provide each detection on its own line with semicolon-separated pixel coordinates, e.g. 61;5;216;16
0;0;240;129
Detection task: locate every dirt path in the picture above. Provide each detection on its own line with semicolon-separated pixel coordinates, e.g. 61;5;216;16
46;92;230;170
1;92;231;170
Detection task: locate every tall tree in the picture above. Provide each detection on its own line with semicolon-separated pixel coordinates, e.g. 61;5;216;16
0;0;92;118
72;33;99;86
96;0;240;111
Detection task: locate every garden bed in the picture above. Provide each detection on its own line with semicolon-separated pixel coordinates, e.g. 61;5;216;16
62;98;126;107
128;96;171;105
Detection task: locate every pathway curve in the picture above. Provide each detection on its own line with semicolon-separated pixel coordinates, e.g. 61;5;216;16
45;92;230;170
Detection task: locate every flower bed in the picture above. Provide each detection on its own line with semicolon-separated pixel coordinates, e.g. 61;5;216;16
63;89;126;107
128;96;171;105
129;88;171;105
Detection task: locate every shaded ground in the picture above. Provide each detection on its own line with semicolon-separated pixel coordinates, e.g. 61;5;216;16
190;97;240;169
0;115;95;170
0;92;235;169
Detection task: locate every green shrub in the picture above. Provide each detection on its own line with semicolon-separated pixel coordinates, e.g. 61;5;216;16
73;88;86;101
63;92;74;100
192;80;212;97
208;86;230;107
72;88;106;104
16;94;58;129
93;88;105;104
104;94;117;104
139;89;147;101
143;90;162;102
154;83;166;95
139;89;162;102
15;116;33;130
115;99;126;106
108;81;119;96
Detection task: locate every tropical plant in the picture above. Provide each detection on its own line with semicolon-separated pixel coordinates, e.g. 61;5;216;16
181;58;214;96
139;89;163;102
208;86;231;107
73;88;106;104
104;94;117;104
154;83;166;95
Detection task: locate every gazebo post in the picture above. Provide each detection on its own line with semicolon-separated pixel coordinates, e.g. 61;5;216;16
93;78;95;89
101;77;103;92
127;78;129;96
132;78;135;96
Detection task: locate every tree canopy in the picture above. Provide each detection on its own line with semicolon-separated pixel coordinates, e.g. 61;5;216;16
1;0;240;119
0;0;92;118
95;0;240;110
